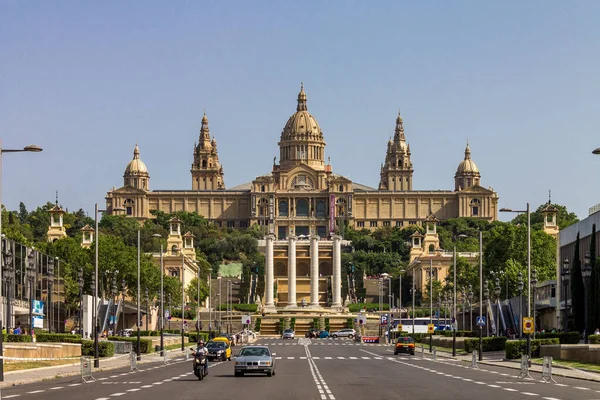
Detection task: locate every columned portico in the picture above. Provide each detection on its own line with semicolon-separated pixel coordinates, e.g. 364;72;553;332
309;235;320;307
331;235;342;308
264;234;277;313
286;235;298;308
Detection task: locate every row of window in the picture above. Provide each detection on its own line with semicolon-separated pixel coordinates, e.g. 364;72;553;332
356;220;418;228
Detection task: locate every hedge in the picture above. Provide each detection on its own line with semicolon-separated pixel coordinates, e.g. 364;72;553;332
36;333;83;344
438;330;478;338
346;318;354;329
4;334;32;342
108;336;154;354
216;304;258;313
536;332;580;344
188;333;210;343
590;334;600;344
290;317;296;330
408;333;428;342
464;337;507;353
82;340;114;358
348;303;390;313
504;338;560;359
325;318;331;333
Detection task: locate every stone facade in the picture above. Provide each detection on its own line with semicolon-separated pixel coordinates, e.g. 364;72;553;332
105;84;499;234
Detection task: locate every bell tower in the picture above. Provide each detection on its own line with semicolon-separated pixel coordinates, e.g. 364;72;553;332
191;111;226;190
47;194;67;242
379;111;413;190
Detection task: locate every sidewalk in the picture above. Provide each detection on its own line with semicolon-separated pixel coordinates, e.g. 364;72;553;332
0;349;185;388
429;346;600;383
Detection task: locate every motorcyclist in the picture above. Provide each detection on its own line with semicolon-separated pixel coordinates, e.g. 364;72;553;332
194;340;209;375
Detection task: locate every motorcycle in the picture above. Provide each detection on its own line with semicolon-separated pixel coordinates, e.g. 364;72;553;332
192;350;208;381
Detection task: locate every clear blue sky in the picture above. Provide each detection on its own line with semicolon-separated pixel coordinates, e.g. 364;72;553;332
2;1;599;220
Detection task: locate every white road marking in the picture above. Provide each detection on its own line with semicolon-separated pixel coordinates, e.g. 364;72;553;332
27;390;45;394
98;377;108;381
503;388;518;392
520;393;539;396
305;345;335;400
554;383;568;387
288;356;295;359
50;386;64;390
68;383;82;386
3;395;21;398
140;385;153;388
542;398;562;400
574;387;591;390
110;394;126;397
127;388;141;392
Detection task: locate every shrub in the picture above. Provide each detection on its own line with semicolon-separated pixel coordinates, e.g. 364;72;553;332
254;317;261;332
290;318;296;330
108;336;154;354
4;334;32;342
589;334;600;344
278;318;285;334
348;303;390;313
325;318;331;332
188;333;209;343
407;333;428;342
82;340;114;358
346;318;354;329
36;333;83;344
504;338;560;359
233;304;258;313
439;330;478;338
536;332;580;344
464;337;507;353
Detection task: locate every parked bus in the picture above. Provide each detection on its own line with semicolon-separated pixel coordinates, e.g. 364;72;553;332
390;318;450;334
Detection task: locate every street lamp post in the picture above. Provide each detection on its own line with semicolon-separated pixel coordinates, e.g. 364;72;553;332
0;141;42;381
517;273;524;338
136;230;141;360
500;203;531;359
582;253;592;344
461;291;465;331
152;234;165;355
180;251;185;351
411;284;415;334
217;274;222;333
121;280;126;335
111;274;117;336
467;285;473;332
145;287;149;331
494;278;501;337
483;280;490;337
561;259;570;333
78;268;84;339
2;244;14;332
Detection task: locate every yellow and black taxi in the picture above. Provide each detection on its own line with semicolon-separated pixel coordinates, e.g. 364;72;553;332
394;336;415;355
206;337;232;361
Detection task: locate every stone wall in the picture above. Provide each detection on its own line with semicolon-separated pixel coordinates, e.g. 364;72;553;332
5;343;81;361
540;344;600;363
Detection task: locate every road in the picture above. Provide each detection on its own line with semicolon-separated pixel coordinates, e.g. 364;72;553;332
1;338;599;400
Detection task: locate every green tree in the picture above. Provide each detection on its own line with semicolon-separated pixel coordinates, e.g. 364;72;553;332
511;203;579;231
590;224;598;332
186;277;209;307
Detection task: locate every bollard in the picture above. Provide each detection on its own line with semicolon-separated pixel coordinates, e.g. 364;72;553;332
81;356;96;382
517;354;532;379
471;350;479;369
432;346;437;360
164;348;170;365
420;344;425;358
130;351;139;372
185;349;190;361
540;356;557;383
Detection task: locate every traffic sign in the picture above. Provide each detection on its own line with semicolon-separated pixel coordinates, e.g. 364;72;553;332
398;324;403;332
522;317;534;334
380;315;388;326
241;315;252;325
357;314;366;325
427;324;435;334
476;316;486;327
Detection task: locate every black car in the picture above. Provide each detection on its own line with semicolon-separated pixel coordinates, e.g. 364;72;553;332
394;337;415;355
206;341;228;361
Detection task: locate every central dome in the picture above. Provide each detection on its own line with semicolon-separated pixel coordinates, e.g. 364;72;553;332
281;83;324;141
278;84;327;171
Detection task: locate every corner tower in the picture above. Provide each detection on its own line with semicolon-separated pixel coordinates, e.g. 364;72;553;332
278;83;327;171
191;112;225;190
378;111;414;190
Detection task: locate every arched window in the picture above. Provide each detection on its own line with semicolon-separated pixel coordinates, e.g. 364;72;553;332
279;201;289;217
428;244;435;253
124;199;134;216
296;199;309;217
315;200;326;218
338;184;344;192
202;160;207;168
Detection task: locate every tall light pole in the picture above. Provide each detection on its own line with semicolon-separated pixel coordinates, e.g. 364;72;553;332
78;268;84;338
531;268;538;339
152;233;164;355
27;251;36;339
47;258;54;333
217;274;222;333
500;203;531;359
478;230;483;361
561;259;570;333
180;250;185;351
494;277;501;337
136;230;141;361
0;141;42;381
429;258;433;353
483;280;490;337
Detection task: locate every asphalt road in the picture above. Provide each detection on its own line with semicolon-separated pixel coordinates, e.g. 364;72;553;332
2;338;600;400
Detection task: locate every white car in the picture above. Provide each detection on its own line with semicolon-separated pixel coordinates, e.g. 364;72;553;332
330;329;356;339
282;329;295;339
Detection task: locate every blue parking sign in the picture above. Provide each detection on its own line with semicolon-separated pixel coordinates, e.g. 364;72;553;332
380;315;388;326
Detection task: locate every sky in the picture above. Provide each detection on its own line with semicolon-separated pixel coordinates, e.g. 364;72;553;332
2;1;600;221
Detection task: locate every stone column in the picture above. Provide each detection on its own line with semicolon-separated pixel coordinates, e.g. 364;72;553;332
286;235;298;308
264;234;277;312
310;235;320;307
332;235;343;308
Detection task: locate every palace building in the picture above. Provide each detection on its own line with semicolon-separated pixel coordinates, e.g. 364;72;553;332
105;84;499;234
105;84;499;310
